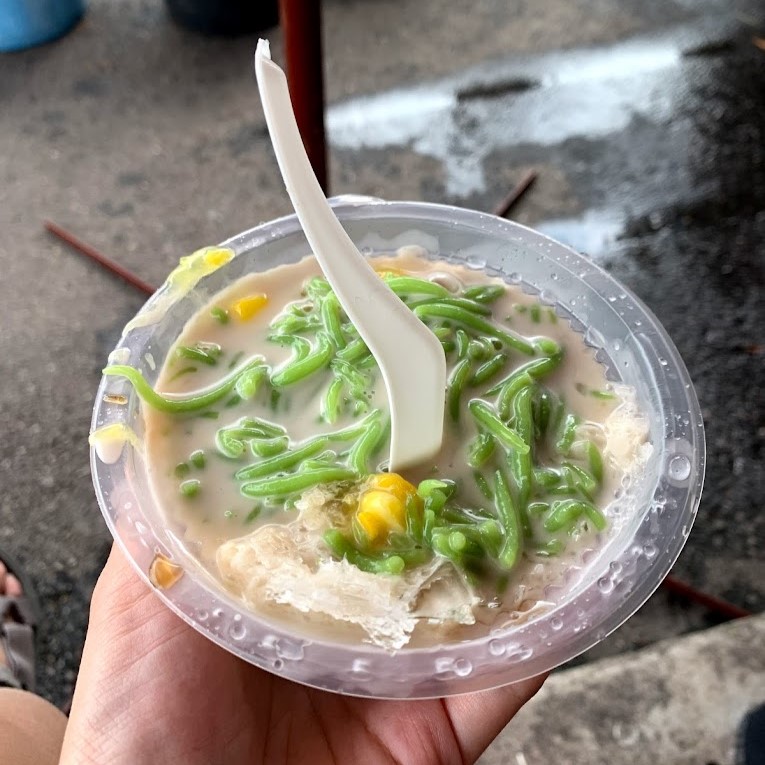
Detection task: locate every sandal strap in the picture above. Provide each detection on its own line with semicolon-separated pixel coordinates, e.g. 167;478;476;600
1;621;35;691
0;664;22;689
1;596;36;692
0;595;37;628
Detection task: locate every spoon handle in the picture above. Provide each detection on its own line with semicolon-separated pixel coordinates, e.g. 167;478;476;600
255;40;445;471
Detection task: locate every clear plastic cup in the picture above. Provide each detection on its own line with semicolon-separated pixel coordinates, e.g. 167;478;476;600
90;197;705;698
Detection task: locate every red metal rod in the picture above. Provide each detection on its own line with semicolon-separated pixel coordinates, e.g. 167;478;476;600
279;0;329;193
662;574;752;620
44;221;156;296
492;169;538;218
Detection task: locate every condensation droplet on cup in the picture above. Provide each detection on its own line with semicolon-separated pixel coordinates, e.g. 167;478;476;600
643;543;657;559
352;658;372;678
610;561;623;575
668;454;691;481
212;607;224;619
275;639;305;661
435;657;455;676
598;577;615;594
550;616;563;631
196;609;209;622
229;615;247;641
508;646;534;662
488;639;505;657
273;659;284;671
454;658;473;677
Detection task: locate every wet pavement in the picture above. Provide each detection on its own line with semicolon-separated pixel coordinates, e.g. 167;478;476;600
1;0;763;707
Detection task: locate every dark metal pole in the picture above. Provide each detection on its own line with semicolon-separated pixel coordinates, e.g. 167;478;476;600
278;0;329;193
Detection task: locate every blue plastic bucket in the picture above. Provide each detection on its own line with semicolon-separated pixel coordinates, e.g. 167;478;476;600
0;0;84;52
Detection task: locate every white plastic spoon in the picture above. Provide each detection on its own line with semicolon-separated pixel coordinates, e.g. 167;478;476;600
254;39;445;471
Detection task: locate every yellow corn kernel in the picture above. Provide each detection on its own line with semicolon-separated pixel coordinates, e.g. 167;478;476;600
355;474;419;544
232;293;268;321
366;489;406;527
357;489;406;539
356;509;387;542
373;266;405;277
203;248;234;268
370;472;417;503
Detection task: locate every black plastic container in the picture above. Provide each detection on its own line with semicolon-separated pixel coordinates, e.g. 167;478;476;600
165;0;278;36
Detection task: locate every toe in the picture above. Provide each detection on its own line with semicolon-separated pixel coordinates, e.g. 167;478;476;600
5;574;23;598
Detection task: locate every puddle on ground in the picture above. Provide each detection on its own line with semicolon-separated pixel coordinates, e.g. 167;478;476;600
327;18;737;196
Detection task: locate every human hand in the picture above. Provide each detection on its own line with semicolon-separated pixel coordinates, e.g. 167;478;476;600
61;546;545;764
